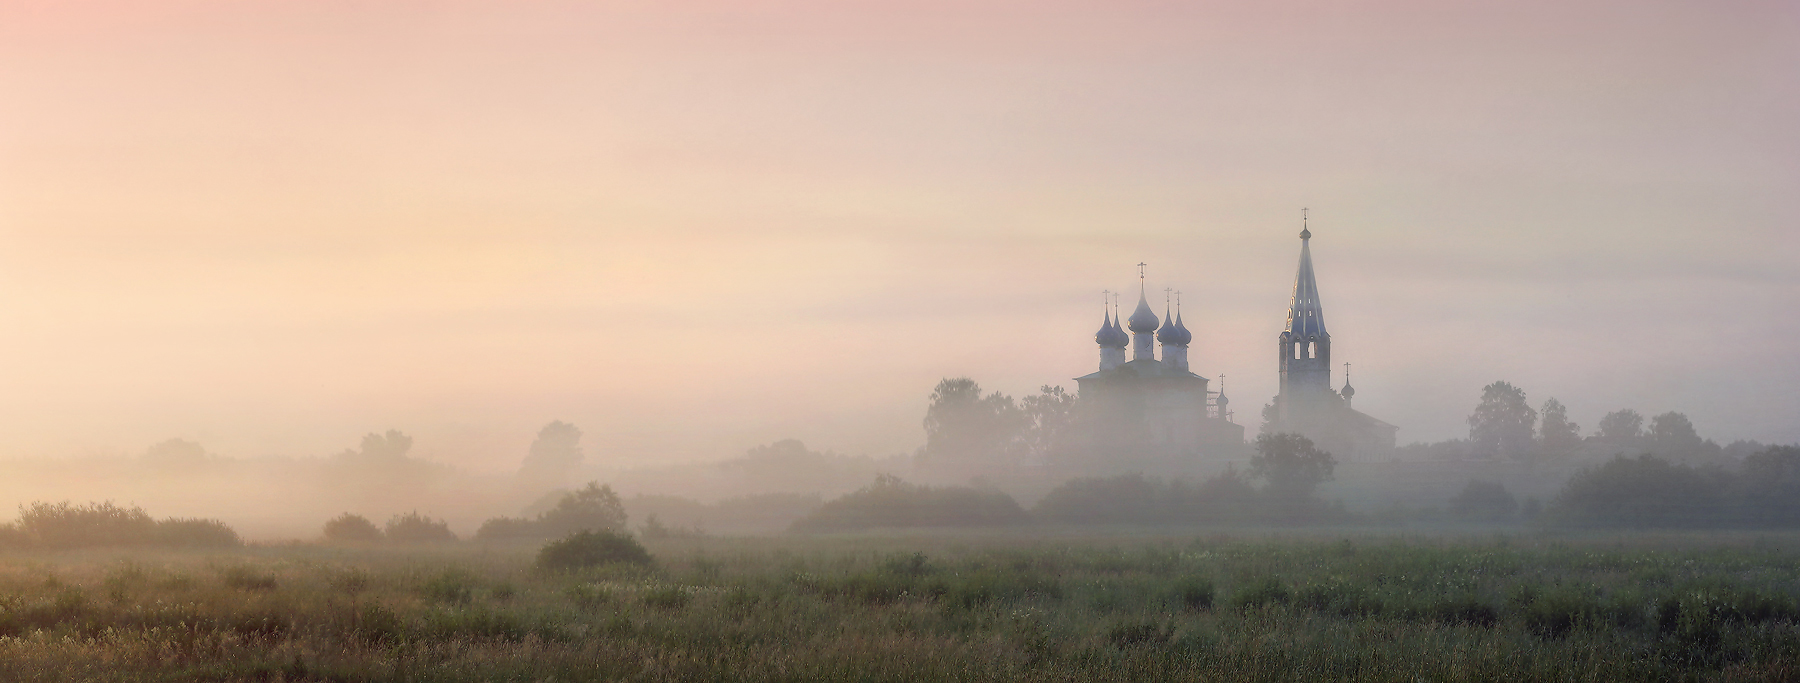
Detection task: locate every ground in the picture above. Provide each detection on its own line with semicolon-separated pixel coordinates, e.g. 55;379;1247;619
0;529;1797;682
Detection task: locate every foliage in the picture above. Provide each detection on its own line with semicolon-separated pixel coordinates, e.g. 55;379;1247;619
1547;455;1728;527
322;513;384;543
1468;381;1537;459
917;378;1029;470
1249;433;1336;502
1597;409;1645;442
155;518;243;547
8;501;241;549
1648;411;1707;458
385;511;457;543
1538;398;1581;457
534;530;653;570
479;481;629;540
789;475;1028;532
1032;470;1268;525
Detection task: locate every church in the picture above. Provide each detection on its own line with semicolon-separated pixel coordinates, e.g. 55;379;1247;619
1070;218;1396;471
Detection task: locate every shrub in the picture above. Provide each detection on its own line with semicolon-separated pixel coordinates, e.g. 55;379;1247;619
156;518;242;547
17;501;156;548
474;516;538;541
535;530;653;571
385;511;456;543
323;513;383;542
789;475;1027;532
537;482;629;537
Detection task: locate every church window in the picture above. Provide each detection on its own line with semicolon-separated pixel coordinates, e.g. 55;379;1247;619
1307;341;1316;358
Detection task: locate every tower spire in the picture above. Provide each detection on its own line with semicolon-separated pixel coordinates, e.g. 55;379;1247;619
1285;214;1327;339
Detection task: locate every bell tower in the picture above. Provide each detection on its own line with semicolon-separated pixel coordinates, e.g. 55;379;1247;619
1277;211;1333;419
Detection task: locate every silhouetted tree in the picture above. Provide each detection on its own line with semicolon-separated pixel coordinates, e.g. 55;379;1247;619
1020;385;1077;463
1250;433;1336;502
352;430;414;461
142;438;214;472
1648;412;1706;459
919;378;1027;470
1547;455;1728;527
1596;409;1644;443
1468;381;1536;459
519;421;584;487
1538;398;1581;457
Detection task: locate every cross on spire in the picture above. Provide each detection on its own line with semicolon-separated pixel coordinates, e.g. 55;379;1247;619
1164;286;1172;303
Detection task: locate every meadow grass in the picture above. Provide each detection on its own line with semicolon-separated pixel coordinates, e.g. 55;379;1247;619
0;530;1795;681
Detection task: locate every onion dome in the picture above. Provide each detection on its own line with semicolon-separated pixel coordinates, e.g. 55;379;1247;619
1173;310;1193;346
1156;304;1180;344
1105;315;1129;347
1217;392;1229;408
1126;290;1159;333
1340;383;1356;399
1094;310;1114;346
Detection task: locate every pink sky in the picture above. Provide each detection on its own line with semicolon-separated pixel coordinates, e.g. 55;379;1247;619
1;0;1796;471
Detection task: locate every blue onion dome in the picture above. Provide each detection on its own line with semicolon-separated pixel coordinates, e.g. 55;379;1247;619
1217;392;1230;407
1173;311;1193;345
1156;304;1179;343
1094;310;1114;346
1127;292;1159;333
1104;315;1129;347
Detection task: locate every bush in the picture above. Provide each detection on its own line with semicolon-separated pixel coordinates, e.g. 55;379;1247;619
642;586;690;610
221;566;278;592
156;518;242;547
385;511;456;543
17;501;156;548
535;530;653;571
475;481;629;540
789;475;1027;532
323;513;384;542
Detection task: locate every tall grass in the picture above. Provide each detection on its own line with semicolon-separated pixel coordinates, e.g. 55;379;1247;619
0;532;1793;681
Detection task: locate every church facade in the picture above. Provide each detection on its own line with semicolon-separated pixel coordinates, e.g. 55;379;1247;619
1066;220;1396;472
1070;276;1246;472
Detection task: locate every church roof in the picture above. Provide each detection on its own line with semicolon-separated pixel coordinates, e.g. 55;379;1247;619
1284;227;1328;339
1074;358;1208;383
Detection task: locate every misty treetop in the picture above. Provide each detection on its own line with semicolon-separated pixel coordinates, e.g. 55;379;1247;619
476;481;629;541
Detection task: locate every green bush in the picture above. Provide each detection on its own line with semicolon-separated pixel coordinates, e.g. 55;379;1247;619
419;568;479;604
789;475;1027;532
535;530;652;571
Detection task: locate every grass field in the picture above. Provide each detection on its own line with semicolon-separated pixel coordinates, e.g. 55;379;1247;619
0;530;1797;682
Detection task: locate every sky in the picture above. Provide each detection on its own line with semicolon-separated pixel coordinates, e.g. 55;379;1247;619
1;0;1796;472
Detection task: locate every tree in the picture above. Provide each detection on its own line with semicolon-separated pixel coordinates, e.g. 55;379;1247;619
1249;433;1336;501
519;421;584;486
1468;381;1537;459
537;481;628;536
919;378;1027;469
1596;409;1644;442
1538;398;1581;457
1019;385;1077;463
353;430;414;461
385;511;456;543
1647;412;1705;458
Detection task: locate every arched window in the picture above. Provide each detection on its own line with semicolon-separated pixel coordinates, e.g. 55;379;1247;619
1308;341;1316;359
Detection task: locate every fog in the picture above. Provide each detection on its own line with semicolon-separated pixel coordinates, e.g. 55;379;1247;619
0;1;1795;538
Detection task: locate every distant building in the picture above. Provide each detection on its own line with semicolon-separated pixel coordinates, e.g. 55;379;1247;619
1071;270;1246;473
1267;222;1398;460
